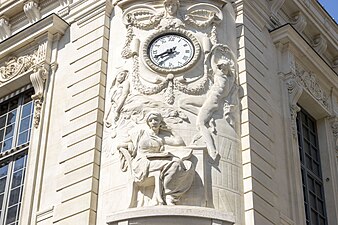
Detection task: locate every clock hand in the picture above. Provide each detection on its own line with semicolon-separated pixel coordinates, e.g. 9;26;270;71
158;50;179;65
154;47;177;59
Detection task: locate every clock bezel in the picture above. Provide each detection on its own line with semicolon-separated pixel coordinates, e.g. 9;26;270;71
142;28;201;74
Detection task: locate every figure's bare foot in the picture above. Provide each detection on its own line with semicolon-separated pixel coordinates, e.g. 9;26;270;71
165;196;177;205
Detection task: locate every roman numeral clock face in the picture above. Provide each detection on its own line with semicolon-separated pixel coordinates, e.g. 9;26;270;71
148;34;195;70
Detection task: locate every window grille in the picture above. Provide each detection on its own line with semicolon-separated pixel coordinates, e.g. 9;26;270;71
297;108;328;225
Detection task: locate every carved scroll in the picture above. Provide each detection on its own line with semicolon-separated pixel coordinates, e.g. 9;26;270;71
286;77;302;137
30;64;48;128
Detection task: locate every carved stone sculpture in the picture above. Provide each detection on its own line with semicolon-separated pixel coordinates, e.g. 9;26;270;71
116;111;195;207
179;44;237;158
101;0;242;223
105;69;130;134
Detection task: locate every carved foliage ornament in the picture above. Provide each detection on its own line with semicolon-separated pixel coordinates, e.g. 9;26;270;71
0;43;49;128
286;62;330;138
121;2;223;60
0;56;35;83
293;63;329;109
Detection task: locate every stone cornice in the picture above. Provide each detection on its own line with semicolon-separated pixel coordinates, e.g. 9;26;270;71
0;13;68;60
271;24;338;88
116;0;228;10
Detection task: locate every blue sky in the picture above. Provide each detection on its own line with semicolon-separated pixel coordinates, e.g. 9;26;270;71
318;0;338;22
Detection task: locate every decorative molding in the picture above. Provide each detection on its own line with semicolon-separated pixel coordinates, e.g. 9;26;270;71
330;117;338;151
294;63;329;109
0;41;49;128
23;0;41;23
0;15;69;128
58;0;73;7
269;0;285;25
312;34;327;55
284;62;331;137
30;63;48;128
0;42;47;84
0;17;11;41
286;76;302;138
291;11;307;33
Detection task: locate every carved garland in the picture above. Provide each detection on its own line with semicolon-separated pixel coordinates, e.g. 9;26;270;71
0;44;49;128
132;53;209;104
126;11;163;30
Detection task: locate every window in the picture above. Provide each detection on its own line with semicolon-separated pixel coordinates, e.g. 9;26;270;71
0;88;34;225
297;108;328;225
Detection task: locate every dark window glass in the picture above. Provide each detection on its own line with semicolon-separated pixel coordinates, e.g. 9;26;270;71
297;108;328;225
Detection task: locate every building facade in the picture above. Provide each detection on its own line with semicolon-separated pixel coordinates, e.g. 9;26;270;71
0;0;337;225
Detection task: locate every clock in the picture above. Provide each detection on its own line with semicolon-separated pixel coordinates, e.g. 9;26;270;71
148;34;194;69
142;29;201;74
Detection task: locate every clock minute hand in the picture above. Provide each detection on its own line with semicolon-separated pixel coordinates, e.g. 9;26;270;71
154;50;170;59
154;47;177;59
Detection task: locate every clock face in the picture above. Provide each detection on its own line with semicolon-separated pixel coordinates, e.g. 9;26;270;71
148;34;195;69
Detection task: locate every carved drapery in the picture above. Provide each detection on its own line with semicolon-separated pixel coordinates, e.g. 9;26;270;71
0;42;50;128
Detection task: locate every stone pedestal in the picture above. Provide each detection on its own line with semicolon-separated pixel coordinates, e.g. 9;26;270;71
107;206;234;225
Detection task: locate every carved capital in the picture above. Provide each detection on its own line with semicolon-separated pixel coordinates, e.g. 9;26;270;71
312;34;327;55
30;64;49;128
0;16;11;41
291;11;307;33
24;0;41;23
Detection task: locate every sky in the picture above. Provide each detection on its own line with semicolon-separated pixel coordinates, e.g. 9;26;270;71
318;0;338;22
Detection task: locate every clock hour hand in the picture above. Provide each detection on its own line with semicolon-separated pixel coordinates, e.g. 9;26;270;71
154;47;177;59
158;50;179;66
